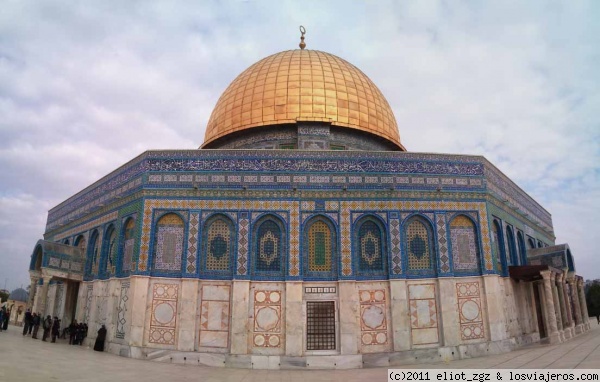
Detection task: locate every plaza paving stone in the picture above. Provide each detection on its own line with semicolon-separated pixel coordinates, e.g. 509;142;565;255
0;322;598;381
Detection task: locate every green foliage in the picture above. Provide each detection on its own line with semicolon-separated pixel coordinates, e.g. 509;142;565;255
0;290;8;303
586;282;600;318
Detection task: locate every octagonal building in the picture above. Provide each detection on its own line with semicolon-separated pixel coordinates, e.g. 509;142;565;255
27;42;591;369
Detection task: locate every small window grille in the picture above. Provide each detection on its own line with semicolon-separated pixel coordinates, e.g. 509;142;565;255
306;301;336;350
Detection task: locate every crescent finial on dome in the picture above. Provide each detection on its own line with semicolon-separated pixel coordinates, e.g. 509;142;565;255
299;25;306;50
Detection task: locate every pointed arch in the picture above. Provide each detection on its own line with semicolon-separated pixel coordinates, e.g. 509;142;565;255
252;214;286;279
528;237;536;250
101;224;117;278
152;213;185;274
517;231;527;265
492;219;507;275
353;215;387;278
120;217;136;275
303;215;337;280
505;226;518;266
449;214;481;274
201;214;235;277
403;215;436;277
87;230;100;278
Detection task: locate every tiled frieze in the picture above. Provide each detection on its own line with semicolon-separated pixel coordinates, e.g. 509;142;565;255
435;214;450;273
408;283;439;345
359;289;389;349
456;281;485;341
198;284;230;349
253;290;283;348
54;211;119;241
237;213;249;276
185;213;199;274
115;281;130;339
149;283;179;346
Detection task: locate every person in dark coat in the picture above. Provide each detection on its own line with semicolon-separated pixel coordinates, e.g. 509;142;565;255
93;325;107;352
32;313;41;339
75;323;84;345
51;317;60;343
22;309;32;335
68;320;77;344
3;309;9;330
42;315;52;341
0;308;5;332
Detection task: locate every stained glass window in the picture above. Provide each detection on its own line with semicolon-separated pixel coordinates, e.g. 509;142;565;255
357;220;385;274
204;217;232;272
153;213;184;272
450;215;480;272
308;220;332;272
406;218;434;274
255;220;282;273
122;218;135;273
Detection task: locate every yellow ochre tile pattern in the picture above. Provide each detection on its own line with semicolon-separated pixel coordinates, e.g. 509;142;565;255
203;49;403;149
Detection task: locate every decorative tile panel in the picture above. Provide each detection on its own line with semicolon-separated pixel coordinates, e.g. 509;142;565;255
456;282;485;340
436;214;450;273
390;217;401;275
149;283;179;345
237;214;249;276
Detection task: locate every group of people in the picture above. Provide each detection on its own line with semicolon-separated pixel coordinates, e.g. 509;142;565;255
20;309;88;345
0;306;10;332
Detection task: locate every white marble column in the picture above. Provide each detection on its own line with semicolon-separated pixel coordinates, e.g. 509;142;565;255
27;276;39;310
541;270;560;343
37;276;53;317
550;273;564;341
578;279;590;330
556;276;570;339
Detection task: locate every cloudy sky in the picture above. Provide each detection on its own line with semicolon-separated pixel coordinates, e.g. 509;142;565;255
1;1;598;291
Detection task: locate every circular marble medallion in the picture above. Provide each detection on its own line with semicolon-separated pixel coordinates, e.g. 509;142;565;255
376;332;387;344
268;335;280;347
254;334;265;346
362;333;373;345
269;291;280;303
461;300;480;321
374;290;385;302
163;331;173;342
256;306;279;331
360;291;371;302
156;286;165;296
459;285;468;295
154;302;175;325
469;284;478;294
362;305;385;330
255;291;266;303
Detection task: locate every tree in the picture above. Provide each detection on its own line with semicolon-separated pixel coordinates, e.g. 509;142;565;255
586;282;600;319
0;290;8;303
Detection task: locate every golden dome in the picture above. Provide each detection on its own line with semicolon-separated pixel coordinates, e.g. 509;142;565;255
202;49;404;150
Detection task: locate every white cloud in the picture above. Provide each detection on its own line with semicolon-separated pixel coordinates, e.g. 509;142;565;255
0;0;598;290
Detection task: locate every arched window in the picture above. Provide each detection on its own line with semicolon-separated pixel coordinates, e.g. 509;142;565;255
404;216;436;277
88;230;100;277
152;213;184;273
354;217;387;278
102;225;117;277
537;240;543;248
75;235;86;257
492;220;506;274
303;217;337;279
517;231;527;265
449;215;480;273
201;215;235;277
506;226;518;266
121;218;136;274
528;237;535;249
63;238;70;245
252;216;286;278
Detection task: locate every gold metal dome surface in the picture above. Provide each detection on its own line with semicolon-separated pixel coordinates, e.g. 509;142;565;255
202;49;404;149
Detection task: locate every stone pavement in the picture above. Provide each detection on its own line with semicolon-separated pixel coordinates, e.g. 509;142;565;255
1;322;599;382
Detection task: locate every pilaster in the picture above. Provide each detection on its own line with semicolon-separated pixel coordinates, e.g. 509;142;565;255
541;270;559;343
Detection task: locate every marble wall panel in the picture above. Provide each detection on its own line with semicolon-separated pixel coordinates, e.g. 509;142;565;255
456;281;485;341
358;288;390;353
253;289;283;349
408;283;439;346
115;281;130;339
199;284;231;349
149;283;179;346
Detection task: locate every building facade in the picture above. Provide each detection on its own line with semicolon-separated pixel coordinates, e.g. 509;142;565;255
27;46;590;369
